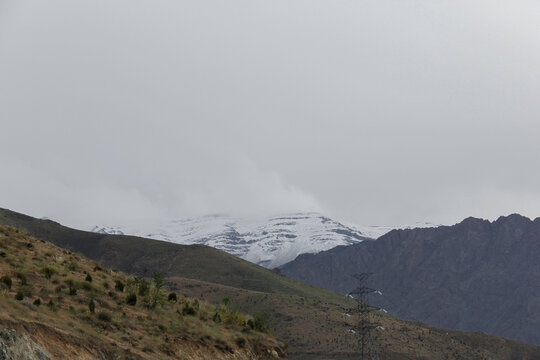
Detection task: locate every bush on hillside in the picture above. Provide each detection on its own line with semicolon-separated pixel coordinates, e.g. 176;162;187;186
97;311;112;322
126;293;137;306
42;265;58;279
115;280;124;292
1;275;12;289
88;299;95;313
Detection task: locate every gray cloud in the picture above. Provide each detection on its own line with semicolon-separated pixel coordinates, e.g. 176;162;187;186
1;0;540;228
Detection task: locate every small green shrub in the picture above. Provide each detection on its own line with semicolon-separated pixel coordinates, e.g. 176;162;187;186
138;280;149;296
85;273;93;282
1;275;12;289
42;265;58;279
66;261;77;271
182;304;196;316
252;311;271;333
15;291;24;300
89;299;95;313
235;337;246;347
126;293;137;306
97;311;112;322
64;278;77;296
33;298;42;306
0;252;6;258
167;292;177;302
18;274;27;286
115;280;124;292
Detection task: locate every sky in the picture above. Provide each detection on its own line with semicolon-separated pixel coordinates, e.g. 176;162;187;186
1;0;540;229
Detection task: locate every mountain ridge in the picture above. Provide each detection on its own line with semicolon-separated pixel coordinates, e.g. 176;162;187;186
280;213;540;346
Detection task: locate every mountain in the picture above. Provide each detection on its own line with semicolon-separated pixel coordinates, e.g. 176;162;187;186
0;225;285;359
90;213;377;268
2;207;540;359
280;214;540;346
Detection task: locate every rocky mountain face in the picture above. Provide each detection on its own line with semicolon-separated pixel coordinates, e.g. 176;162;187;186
91;213;377;268
280;214;540;345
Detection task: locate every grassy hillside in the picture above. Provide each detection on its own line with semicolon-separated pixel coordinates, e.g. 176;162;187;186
0;225;285;359
1;208;539;359
0;208;349;303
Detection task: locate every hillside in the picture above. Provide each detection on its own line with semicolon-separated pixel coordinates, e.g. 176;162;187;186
281;214;540;346
1;208;540;359
0;225;285;359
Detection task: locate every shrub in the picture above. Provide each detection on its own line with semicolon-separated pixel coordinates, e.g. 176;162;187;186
97;311;112;322
1;275;12;289
137;279;149;296
85;273;92;282
89;299;95;313
47;300;57;311
17;273;27;286
42;265;58;279
15;291;24;300
252;311;271;333
0;252;6;258
126;293;137;306
103;281;109;289
64;278;77;296
33;298;42;306
213;312;221;323
182;304;196;316
66;261;77;271
115;280;124;292
167;292;177;302
223;309;246;327
235;337;246;348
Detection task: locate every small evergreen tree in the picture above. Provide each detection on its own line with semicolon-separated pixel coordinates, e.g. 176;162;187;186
85;273;93;282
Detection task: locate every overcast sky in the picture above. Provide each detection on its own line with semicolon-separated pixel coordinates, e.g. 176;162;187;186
1;0;540;229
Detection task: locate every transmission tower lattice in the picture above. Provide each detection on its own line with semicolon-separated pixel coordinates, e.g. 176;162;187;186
349;272;379;360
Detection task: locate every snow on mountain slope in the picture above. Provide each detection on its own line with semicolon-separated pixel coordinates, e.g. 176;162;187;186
91;213;375;268
91;213;441;268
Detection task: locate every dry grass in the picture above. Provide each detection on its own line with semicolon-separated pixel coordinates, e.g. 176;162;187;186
0;226;285;359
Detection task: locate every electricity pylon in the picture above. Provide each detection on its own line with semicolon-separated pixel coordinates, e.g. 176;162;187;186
349;273;379;360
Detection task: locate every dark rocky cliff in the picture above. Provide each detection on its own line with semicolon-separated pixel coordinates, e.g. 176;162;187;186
281;214;540;345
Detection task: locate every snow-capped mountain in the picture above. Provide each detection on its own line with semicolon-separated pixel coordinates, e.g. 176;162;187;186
90;213;440;268
91;213;376;268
